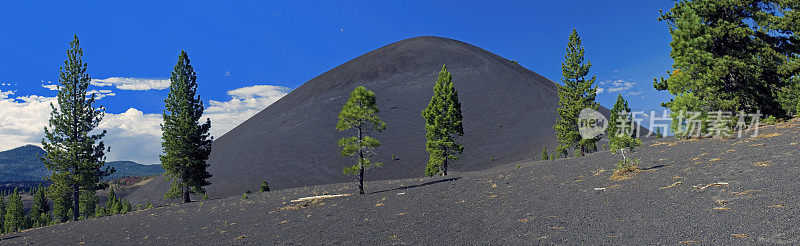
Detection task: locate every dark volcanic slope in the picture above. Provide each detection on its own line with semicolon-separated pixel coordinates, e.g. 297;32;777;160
6;120;800;245
129;36;588;204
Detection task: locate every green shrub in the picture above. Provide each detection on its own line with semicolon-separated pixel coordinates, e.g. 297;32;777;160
762;115;779;125
613;158;640;173
241;193;248;200
259;181;270;192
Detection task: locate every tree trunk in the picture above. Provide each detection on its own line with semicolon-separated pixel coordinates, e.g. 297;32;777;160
72;184;79;221
358;153;364;194
580;144;585;157
357;125;365;194
441;152;448;176
182;171;191;203
183;186;190;203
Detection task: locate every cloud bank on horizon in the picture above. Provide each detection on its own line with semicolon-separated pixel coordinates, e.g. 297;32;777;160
0;78;290;164
91;77;171;91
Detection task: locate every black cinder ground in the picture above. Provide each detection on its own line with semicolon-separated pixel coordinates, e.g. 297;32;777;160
4;120;799;245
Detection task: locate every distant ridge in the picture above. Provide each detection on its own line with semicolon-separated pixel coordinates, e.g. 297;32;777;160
0;145;164;182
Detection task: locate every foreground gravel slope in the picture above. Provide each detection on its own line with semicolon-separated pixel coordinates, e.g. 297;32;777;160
3;120;800;245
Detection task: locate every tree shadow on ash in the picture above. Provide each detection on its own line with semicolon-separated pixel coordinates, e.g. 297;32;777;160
0;235;20;240
642;164;670;171
369;177;460;194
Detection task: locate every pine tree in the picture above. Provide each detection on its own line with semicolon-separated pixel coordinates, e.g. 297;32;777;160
0;195;5;232
160;51;213;203
121;199;132;214
541;146;549;160
654;0;800;119
336;86;386;194
41;35;113;221
422;65;464;176
79;190;98;219
554;29;599;157
608;93;637;148
28;185;50;227
608;94;629;139
49;182;73;222
4;189;24;233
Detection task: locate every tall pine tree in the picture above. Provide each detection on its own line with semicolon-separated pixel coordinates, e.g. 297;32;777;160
41;35;113;221
654;0;800;118
336;86;386;194
554;29;599;157
4;189;24;233
422;65;464;176
0;195;5;232
161;51;213;203
28;185;50;227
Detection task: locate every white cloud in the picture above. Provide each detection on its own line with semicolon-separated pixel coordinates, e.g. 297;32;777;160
42;84;116;99
606;80;636;93
205;85;291;138
42;84;58;91
0;84;290;164
597;87;605;93
0;90;13;98
86;89;116;100
0;90;57;152
97;108;163;164
627;90;644;96
92;77;170;91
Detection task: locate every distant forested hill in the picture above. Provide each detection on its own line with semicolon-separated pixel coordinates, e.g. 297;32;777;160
0;145;163;182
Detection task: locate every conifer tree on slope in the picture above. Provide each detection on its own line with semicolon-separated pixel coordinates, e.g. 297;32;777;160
28;185;50;227
422;65;464;176
654;0;800;119
49;182;73;222
541;146;549;160
41;35;113;221
608;93;636;148
0;195;5;232
337;86;386;194
4;189;23;233
160;51;213;203
554;29;599;157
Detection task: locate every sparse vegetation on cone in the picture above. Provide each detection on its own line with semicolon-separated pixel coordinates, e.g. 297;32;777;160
336;86;386;194
422;65;464;176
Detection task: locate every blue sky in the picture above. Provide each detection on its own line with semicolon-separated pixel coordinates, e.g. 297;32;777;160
0;0;676;163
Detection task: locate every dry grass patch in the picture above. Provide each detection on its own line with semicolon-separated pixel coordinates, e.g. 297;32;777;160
749;132;782;140
753;161;771;167
668;138;699;146
659;181;683;189
610;167;641;181
693;182;729;190
278;199;324;211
